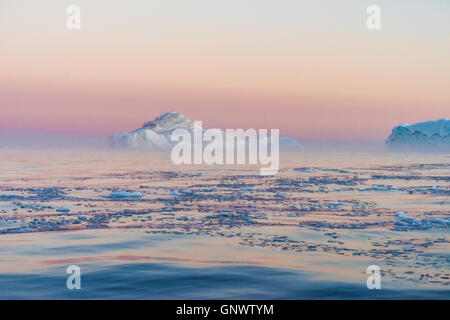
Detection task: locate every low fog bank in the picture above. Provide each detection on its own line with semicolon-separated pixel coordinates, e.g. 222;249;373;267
301;140;449;154
0;133;109;150
0;134;447;155
300;140;386;153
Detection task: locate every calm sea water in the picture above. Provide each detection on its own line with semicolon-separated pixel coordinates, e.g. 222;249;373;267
0;149;448;299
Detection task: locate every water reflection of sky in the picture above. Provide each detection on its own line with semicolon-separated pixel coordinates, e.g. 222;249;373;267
0;150;448;298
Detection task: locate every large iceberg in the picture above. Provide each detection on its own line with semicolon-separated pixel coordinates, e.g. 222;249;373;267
386;118;449;151
109;112;193;151
109;112;303;151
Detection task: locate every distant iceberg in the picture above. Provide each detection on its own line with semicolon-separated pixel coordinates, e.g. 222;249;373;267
109;111;303;151
386;119;449;151
109;112;193;151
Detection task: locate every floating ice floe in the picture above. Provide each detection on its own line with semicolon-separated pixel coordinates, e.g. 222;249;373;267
430;186;440;193
393;211;450;231
16;203;53;211
109;191;143;199
170;189;196;196
373;185;390;191
358;185;401;192
248;211;266;219
31;187;65;199
395;211;412;220
0;194;22;200
240;186;255;191
428;218;450;225
328;201;345;207
295;167;315;173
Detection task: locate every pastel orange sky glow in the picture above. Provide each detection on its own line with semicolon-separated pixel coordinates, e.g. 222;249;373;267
1;0;449;141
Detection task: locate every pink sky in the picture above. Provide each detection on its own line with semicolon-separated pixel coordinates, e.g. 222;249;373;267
1;80;448;141
1;1;449;141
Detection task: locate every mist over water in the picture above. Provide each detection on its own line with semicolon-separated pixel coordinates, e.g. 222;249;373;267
0;133;109;150
0;132;391;152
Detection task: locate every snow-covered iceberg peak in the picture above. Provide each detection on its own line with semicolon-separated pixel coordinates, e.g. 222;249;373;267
109;112;193;151
386;118;449;151
141;112;194;133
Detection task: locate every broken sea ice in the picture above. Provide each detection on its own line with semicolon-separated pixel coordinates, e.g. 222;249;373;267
109;191;143;199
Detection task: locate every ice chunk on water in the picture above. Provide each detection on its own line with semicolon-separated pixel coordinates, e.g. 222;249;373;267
395;211;412;220
430;186;440;193
0;194;22;200
109;191;142;198
429;218;450;225
170;189;196;196
248;211;266;218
